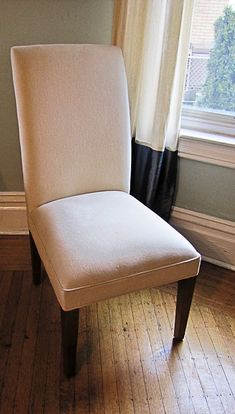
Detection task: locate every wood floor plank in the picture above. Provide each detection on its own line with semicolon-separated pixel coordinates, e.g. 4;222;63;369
147;288;181;414
196;306;232;413
97;300;120;414
59;374;75;414
118;293;150;414
108;296;135;414
189;302;226;413
14;275;43;414
43;282;61;414
162;290;210;414
58;308;75;413
200;305;235;408
0;272;31;414
213;310;235;371
29;277;53;414
159;290;197;414
0;272;23;406
87;303;105;414
74;307;89;414
160;289;196;413
129;291;165;414
182;309;212;414
0;272;12;327
225;314;235;363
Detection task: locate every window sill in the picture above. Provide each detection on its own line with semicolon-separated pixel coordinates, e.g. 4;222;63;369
178;129;235;169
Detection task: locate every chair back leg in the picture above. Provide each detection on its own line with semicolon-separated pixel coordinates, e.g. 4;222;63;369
29;232;42;285
61;308;79;377
174;276;196;342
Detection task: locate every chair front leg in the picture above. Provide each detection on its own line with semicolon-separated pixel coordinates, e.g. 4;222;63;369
29;232;42;285
173;276;197;342
61;308;79;377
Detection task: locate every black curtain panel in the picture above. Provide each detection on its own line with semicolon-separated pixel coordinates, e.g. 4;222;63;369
130;139;178;222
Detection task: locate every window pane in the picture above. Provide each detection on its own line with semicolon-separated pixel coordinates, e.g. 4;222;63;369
183;0;235;116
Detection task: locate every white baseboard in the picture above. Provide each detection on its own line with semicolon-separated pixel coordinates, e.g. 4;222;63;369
171;207;235;271
1;192;234;270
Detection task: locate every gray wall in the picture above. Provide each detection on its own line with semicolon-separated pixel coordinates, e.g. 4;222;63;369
0;0;114;190
175;158;235;222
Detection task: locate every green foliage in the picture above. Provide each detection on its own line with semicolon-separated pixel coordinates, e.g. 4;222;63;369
196;6;235;112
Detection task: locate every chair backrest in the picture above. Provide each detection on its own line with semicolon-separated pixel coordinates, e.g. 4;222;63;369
11;44;131;212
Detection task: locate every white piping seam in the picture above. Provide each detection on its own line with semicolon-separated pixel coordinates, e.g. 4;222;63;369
62;257;201;292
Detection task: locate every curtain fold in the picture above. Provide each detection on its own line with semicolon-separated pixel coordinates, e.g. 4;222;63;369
113;0;194;219
131;141;178;221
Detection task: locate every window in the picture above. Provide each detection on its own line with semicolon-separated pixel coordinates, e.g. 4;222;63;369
181;0;235;137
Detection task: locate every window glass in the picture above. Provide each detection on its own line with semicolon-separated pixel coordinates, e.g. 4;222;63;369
183;0;235;116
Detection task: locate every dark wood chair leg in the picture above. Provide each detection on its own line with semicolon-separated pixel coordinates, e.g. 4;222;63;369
61;308;79;377
173;276;197;342
29;232;41;285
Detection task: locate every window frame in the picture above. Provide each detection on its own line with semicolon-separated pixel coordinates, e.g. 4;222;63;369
179;0;235;164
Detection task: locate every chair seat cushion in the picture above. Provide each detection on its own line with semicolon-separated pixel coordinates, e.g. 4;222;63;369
29;191;200;310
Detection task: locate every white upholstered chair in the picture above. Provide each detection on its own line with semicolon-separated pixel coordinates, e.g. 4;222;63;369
11;44;201;377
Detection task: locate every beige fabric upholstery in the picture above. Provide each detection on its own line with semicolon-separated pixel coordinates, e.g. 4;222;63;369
11;44;200;312
29;191;200;310
11;44;131;212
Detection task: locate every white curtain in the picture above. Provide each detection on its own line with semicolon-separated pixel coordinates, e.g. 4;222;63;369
113;0;194;151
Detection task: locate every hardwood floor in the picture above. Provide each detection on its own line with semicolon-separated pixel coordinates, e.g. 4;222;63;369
0;236;234;413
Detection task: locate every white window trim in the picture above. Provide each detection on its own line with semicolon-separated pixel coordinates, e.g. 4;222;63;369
178;129;235;169
179;107;235;169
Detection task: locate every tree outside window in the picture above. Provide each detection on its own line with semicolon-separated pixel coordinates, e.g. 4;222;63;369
183;0;235;116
